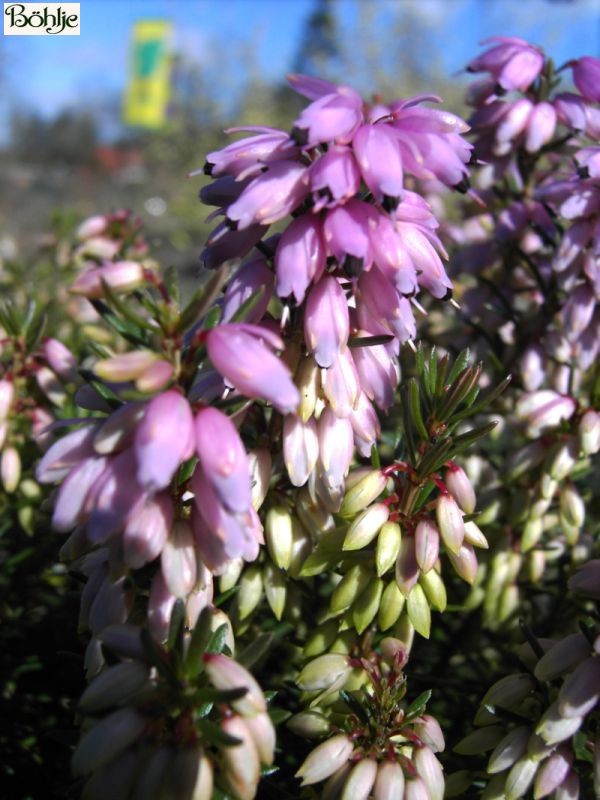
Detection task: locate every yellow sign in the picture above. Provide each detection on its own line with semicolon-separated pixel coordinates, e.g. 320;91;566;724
124;20;172;129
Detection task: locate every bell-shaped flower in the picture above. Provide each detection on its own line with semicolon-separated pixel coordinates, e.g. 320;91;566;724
309;145;361;210
525;101;556;153
123;492;173;569
206;323;299;414
161;519;198;598
195;407;251;513
226;160;308;230
304;275;349;368
353;123;404;209
36;424;98;484
292;85;363;146
275;215;326;304
323;199;376;274
192;465;262;563
87;449;147;543
352;335;400;411
202;221;268;270
52;456;109;532
134;390;195;492
467;36;544;92
204;126;295;177
572;56;600;103
221;255;274;323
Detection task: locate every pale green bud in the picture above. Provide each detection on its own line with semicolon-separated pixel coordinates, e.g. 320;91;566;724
443;770;472;798
476;494;503;525
487;725;529;774
19;478;42;500
288;518;312;579
17;505;34;534
297;654;351;692
578;409;600;455
244;711;276;766
498;584;520;624
352;578;383;634
329;629;357;656
297;485;335;539
407;583;431;638
378;581;405;631
376;522;402;577
525;550;546;583
248;447;271;511
237;565;263;620
340;470;387;517
420;569;447;612
559;484;585;530
263;562;286;620
521;517;544;552
481;774;507;800
1;446;21;493
534;633;590;682
343;503;389;551
505;755;538;800
481;673;535;712
540;473;558;500
330;564;370;613
265;506;294;569
454;725;504;755
219;558;244;593
304;619;339;658
463;520;489;549
393;615;415;652
79;662;150;712
296;356;320;423
287;710;331;739
548;438;579;481
536;701;583;745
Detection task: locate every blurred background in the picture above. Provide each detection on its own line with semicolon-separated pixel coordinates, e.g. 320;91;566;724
0;0;598;276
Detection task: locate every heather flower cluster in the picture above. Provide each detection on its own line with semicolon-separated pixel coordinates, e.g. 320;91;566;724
8;42;600;800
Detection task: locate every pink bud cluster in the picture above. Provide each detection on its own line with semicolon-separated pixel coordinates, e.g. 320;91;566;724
37;387;268;643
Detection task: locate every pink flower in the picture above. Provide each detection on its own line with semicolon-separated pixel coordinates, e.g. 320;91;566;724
467;36;544;92
134;391;195;492
204;126;295;178
194;407;251;513
323;199;375;274
292;85;363;146
221;255;274;323
572;56;600;103
304;275;349;368
226;161;308;229
275;215;326;304
206;323;299;414
353;123;404;209
309;145;361;210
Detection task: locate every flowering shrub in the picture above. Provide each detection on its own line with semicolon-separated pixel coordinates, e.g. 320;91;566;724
4;42;600;800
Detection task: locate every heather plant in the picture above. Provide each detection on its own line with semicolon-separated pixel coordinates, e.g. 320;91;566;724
6;45;600;800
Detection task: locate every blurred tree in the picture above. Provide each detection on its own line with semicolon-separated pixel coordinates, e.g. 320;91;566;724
293;0;341;78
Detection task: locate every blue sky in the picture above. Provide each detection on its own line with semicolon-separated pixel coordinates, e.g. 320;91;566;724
2;0;599;138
